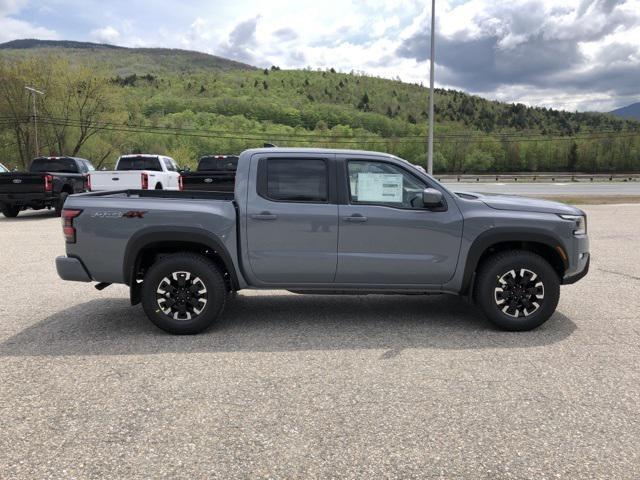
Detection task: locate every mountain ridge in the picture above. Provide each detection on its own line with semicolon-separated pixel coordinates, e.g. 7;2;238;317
610;102;640;121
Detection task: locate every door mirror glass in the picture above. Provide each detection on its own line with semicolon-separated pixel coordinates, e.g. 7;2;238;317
422;188;443;208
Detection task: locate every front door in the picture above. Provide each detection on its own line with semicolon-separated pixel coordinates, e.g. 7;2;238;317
246;155;338;284
335;158;463;285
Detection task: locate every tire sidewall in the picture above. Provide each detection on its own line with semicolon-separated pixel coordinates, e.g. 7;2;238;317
55;192;69;217
476;251;560;331
141;254;226;334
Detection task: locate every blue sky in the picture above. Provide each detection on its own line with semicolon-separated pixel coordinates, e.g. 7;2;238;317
2;0;639;111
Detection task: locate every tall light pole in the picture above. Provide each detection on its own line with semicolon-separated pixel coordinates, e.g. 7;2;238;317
427;0;436;175
25;86;45;157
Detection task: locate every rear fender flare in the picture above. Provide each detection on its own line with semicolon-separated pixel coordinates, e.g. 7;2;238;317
122;226;239;289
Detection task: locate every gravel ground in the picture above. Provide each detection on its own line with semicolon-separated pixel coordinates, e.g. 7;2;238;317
1;205;639;479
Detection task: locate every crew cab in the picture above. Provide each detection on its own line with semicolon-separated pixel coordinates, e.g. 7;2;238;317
0;156;93;217
56;148;590;334
181;155;237;192
88;154;181;192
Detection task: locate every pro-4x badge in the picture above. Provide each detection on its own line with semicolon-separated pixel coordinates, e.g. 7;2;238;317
92;210;147;218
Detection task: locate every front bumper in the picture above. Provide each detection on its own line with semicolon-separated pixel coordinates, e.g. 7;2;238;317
56;256;92;282
562;253;590;284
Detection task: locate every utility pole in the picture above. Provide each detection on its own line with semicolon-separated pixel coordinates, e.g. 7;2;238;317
427;0;436;175
25;86;45;157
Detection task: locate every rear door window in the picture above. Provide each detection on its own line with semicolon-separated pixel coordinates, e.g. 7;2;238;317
259;158;328;203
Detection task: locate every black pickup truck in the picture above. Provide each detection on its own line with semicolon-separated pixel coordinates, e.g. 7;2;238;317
0;156;94;218
180;155;237;192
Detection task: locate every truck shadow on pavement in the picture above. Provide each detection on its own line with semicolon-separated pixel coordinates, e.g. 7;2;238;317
0;210;57;222
0;293;576;357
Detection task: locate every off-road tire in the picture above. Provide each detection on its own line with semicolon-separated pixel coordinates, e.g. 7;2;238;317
474;250;560;331
141;253;227;334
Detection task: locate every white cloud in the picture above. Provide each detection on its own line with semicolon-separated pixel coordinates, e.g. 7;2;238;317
90;26;120;44
0;17;58;43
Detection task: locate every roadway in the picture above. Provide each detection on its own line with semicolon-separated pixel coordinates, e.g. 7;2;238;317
443;181;640;196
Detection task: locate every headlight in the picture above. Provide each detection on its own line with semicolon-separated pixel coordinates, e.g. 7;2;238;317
559;214;587;235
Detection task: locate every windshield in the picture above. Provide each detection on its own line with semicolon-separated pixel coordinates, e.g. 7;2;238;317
198;156;238;171
30;157;78;173
0;163;8;173
117;156;162;171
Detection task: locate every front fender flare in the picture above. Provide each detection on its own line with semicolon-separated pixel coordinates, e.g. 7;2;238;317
459;227;568;295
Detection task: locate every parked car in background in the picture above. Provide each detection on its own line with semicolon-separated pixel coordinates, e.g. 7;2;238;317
56;147;589;335
0;156;93;217
181;155;237;192
0;163;9;173
88;154;181;192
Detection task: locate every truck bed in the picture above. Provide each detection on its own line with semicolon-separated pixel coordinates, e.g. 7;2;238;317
81;189;235;201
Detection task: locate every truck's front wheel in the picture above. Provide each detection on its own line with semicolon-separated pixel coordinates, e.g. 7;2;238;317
474;250;560;331
141;253;227;334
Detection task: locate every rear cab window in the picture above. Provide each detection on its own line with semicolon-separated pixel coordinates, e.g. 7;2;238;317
258;158;328;203
198;156;239;171
116;156;162;172
30;157;79;173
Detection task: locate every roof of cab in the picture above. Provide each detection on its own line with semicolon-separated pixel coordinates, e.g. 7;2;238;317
240;147;396;158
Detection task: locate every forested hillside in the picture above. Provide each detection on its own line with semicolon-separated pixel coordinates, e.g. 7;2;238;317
1;40;639;172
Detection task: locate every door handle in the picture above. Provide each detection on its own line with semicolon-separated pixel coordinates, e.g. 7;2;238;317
344;214;368;223
251;212;278;220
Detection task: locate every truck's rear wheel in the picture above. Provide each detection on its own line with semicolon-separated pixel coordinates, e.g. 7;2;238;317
474;250;560;331
1;203;20;218
141;253;227;334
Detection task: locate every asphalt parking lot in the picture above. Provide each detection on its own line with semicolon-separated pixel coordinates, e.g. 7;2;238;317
1;205;639;479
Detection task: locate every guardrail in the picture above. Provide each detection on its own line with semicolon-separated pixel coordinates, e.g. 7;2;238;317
435;173;640;183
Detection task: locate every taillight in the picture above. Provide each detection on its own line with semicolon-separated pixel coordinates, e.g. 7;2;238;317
44;174;53;192
86;174;92;191
178;175;184;191
62;209;82;243
141;172;149;190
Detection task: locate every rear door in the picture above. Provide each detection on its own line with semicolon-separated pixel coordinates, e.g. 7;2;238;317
335;156;463;285
245;153;338;284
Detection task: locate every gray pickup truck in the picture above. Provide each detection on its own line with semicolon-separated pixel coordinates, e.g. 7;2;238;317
56;147;589;334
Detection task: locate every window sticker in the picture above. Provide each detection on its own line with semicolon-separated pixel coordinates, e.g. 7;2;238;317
356;173;403;203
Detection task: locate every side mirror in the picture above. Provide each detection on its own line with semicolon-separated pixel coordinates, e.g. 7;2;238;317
422;188;443;208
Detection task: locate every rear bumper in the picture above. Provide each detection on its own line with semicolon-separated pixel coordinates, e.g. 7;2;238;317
56;256;92;282
0;193;55;207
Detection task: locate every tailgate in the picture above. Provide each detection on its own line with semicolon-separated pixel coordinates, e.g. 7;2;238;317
182;172;235;192
89;171;142;191
0;173;46;195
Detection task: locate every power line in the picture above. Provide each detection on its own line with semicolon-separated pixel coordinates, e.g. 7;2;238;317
0;114;638;139
2;116;640;145
31;118;640;145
